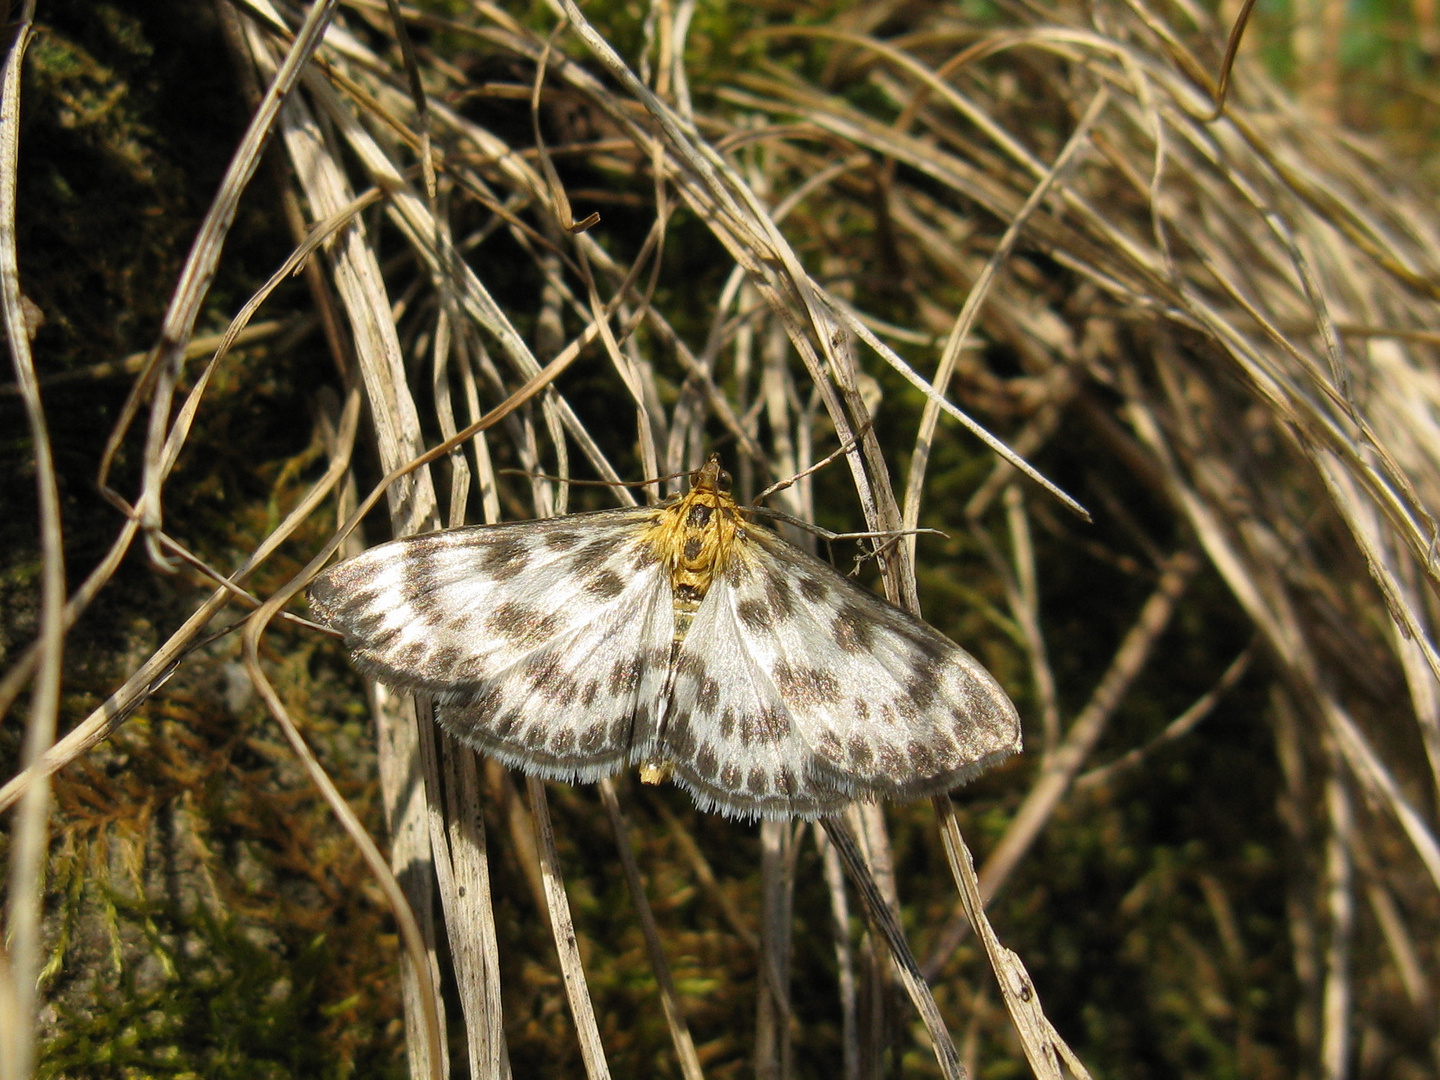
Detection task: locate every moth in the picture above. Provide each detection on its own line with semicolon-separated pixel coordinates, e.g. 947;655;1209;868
309;455;1020;819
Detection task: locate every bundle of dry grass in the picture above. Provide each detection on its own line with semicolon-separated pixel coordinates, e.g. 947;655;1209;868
3;0;1438;1076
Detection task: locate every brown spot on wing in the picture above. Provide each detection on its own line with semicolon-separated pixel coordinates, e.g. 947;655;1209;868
580;679;601;708
895;693;922;722
797;575;830;603
667;714;696;756
696;676;720;715
579;721;608;753
366;626;403;653
585;569;626;600
633;701;658;742
481;535;531;580
494;710;522;738
572;533;626;570
390;640;427;671
400;558;446;621
487;602;561;648
736;598;773;632
609;715;631;746
764;575;796;620
675;652;706;680
347;610;388;642
429;645;464;674
878;743;905;773
755;705;791;742
905;672;940;713
907;739;936;774
344;589;385;618
444;614;476;638
832;603;876;653
695;744;719;779
772;660;841;709
524;655;578;706
848;734;873;767
468;685;506;719
931;735;961;768
608;655;643;696
543;529;583;551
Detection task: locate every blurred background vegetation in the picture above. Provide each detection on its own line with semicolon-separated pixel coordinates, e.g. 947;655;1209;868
3;0;1439;1078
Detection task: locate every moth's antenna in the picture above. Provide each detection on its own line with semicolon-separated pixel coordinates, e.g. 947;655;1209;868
754;421;875;503
747;505;946;546
499;467;689;489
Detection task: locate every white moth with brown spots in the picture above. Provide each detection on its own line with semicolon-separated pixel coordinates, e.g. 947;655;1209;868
309;455;1021;819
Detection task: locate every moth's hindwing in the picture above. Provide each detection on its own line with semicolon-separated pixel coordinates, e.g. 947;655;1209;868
660;529;1021;818
309;508;675;781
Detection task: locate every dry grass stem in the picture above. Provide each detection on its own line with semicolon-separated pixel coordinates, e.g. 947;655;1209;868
1;19;60;1080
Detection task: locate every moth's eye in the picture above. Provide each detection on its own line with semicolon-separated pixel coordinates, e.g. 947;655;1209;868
717;469;733;492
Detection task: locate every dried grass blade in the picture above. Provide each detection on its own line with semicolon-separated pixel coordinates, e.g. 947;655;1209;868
895;79;1110;534
123;0;341;550
821;816;965;1080
0;20;65;1080
1320;762;1356;1080
934;801;1092;1080
241;569;445;1080
755;819;796;1078
259;30;449;1072
301;68;617;493
598;780;705;1080
814;823;860;1080
420;711;508;1079
153;186;384;483
1076;643;1257;790
830;300;1089;522
441;742;511;1078
554;0;911;603
1124;393;1440;896
1324;699;1440;894
527;778;612;1080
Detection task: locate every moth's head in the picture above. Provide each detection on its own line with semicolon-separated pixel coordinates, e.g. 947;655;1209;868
691;454;732;495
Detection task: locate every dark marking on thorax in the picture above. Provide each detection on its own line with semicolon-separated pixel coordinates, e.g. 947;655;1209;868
640;455;748;645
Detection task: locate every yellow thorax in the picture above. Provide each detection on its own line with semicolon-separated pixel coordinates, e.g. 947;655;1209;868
644;454;748;602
